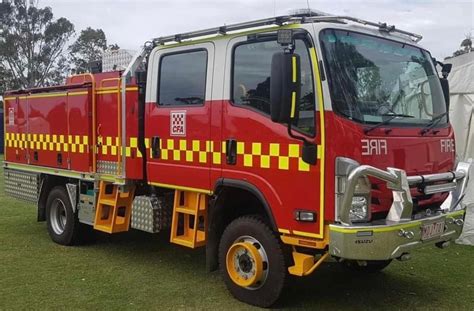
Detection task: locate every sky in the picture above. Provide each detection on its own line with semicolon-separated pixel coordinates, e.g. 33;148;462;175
34;0;474;60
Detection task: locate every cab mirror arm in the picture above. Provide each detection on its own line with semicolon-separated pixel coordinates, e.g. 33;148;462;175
287;125;317;165
435;61;452;110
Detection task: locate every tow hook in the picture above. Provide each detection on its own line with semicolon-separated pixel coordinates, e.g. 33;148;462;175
356;260;367;267
398;229;415;239
435;241;451;249
447;218;464;226
397;253;411;261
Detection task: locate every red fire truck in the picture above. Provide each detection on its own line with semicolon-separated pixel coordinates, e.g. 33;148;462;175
3;12;472;307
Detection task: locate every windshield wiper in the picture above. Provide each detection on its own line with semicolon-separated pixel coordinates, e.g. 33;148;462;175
420;112;448;135
364;113;415;134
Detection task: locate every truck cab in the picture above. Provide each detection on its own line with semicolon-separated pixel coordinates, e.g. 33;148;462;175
137;15;471;305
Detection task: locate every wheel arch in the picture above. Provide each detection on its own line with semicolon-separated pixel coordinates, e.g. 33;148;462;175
37;175;74;222
206;178;277;272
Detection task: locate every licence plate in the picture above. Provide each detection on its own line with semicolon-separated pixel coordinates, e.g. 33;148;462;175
421;220;445;240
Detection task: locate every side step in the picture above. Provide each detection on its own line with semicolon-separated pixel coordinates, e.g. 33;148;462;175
170;190;208;248
94;181;135;233
288;252;329;276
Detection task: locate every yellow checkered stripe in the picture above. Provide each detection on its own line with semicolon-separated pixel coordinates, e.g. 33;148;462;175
5;133;138;157
155;139;225;165
98;136;142;157
152;139;320;172
5;133;319;172
237;142;315;172
98;136;120;156
5;133;89;153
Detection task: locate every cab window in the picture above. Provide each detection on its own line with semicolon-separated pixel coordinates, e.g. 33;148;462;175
232;37;316;135
158;49;207;106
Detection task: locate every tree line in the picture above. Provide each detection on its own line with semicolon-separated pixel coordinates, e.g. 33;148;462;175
0;0;119;95
445;34;472;60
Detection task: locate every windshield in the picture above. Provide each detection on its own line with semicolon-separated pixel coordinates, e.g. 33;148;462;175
320;29;447;126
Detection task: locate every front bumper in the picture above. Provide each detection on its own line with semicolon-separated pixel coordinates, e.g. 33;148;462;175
330;160;472;261
329;210;465;260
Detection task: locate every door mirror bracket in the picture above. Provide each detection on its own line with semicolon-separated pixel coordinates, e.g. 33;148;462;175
436;61;452;110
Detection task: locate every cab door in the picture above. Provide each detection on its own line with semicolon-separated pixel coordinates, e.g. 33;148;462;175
221;32;325;237
145;43;214;192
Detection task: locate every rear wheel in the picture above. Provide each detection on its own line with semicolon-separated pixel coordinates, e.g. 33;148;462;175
342;259;392;273
219;216;286;308
46;186;93;245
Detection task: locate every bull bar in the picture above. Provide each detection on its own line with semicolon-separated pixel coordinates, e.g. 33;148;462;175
330;159;472;260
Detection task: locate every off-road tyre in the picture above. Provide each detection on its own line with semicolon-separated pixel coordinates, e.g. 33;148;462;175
218;216;286;308
46;186;94;245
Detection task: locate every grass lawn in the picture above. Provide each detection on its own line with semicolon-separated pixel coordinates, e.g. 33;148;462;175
0;165;473;310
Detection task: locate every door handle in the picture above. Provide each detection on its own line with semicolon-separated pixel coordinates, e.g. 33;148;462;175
226;139;237;165
151;136;160;158
97;124;102;140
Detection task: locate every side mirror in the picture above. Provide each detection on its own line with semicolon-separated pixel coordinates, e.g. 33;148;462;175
441;63;452;78
440;77;450;111
136;70;147;86
435;61;452;110
270;52;301;123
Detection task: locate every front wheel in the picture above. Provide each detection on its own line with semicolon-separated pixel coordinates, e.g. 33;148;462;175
218;216;286;308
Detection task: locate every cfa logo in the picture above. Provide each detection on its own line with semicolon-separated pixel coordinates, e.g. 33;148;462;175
361;139;387;156
170;111;186;136
440;139;455;153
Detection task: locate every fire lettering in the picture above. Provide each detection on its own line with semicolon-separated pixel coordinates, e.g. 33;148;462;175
361;139;388;156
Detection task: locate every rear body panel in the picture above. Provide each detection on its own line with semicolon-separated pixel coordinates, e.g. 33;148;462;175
3;72;143;180
4;89;90;171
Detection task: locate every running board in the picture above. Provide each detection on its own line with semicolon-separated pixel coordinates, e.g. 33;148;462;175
170;190;208;248
94;181;135;233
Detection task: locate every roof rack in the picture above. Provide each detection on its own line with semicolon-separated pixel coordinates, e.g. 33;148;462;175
307;15;423;42
152;12;422;45
153;15;295;45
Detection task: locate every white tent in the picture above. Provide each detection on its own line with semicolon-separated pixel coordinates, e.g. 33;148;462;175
446;52;474;245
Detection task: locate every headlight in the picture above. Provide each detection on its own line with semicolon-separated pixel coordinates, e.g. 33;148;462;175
335;157;372;223
349;196;370;222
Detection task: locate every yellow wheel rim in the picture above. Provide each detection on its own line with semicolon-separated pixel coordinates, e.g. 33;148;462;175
226;241;264;288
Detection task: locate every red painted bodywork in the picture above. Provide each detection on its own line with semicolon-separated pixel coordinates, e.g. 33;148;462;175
323;111;455;221
4;71;143;180
219;100;323;234
145;99;323;234
144;97;454;234
145;101;212;189
4;73;455;236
